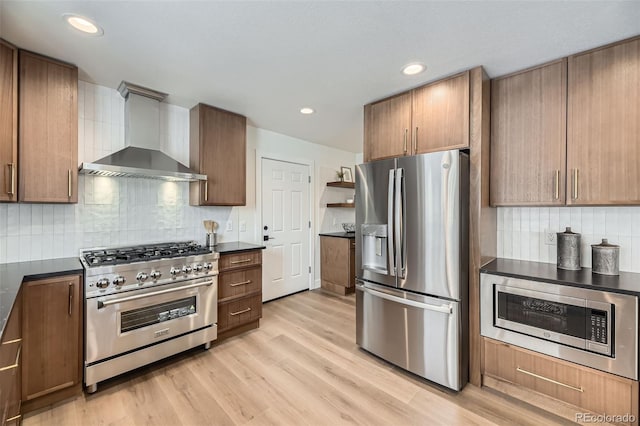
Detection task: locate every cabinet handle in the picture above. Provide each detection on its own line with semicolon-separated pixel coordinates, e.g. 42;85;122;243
68;169;72;198
516;367;583;392
7;163;15;196
5;415;21;423
0;345;20;372
572;168;579;200
68;282;73;316
413;127;418;154
230;307;251;316
230;280;252;287
204;181;208;202
230;259;252;264
2;338;21;346
403;129;408;154
554;170;560;200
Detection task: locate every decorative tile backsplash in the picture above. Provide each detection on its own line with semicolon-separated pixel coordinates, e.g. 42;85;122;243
497;207;640;273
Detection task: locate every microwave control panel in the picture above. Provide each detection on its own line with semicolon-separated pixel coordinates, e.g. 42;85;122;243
589;309;608;344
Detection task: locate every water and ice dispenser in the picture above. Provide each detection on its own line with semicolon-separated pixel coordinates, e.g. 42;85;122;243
361;224;388;274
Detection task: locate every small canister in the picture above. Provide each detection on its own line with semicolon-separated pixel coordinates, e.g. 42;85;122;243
206;232;217;248
592;239;619;276
557;227;581;270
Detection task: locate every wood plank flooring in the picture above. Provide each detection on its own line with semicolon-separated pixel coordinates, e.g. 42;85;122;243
24;290;576;426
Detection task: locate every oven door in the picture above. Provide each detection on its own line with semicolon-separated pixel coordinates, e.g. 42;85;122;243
85;276;217;364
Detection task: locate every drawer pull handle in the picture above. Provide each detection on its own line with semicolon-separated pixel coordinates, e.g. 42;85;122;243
0;345;21;372
230;259;252;264
230;280;252;287
230;307;251;316
2;338;21;345
516;367;583;392
6;415;21;422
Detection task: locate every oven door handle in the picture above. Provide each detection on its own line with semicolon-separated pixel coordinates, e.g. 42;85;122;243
98;280;214;309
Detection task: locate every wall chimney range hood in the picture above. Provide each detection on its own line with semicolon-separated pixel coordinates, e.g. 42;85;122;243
79;82;206;182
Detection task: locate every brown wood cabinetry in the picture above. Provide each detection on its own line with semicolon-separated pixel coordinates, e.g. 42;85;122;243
0;291;21;426
320;236;356;295
190;103;247;206
490;60;567;206
19;51;78;203
483;338;639;424
568;37;640;205
216;250;262;341
21;275;82;411
0;40;17;203
363;71;470;162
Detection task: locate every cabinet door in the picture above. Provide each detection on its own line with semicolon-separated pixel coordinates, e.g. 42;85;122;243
412;71;469;154
190;103;246;206
0;40;17;203
491;60;567;206
22;275;82;401
363;92;412;162
19;51;78;203
320;236;350;287
568;37;640;205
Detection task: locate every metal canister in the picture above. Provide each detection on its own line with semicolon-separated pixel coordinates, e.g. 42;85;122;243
557;227;581;270
592;239;620;276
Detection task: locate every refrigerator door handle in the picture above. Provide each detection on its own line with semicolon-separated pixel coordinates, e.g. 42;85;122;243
387;169;396;276
395;168;406;278
357;283;453;314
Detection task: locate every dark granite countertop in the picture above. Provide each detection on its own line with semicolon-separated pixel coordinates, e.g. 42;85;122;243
0;257;83;338
319;232;356;239
481;258;640;297
214;242;266;255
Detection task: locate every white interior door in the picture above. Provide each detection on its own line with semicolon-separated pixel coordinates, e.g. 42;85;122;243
261;158;311;301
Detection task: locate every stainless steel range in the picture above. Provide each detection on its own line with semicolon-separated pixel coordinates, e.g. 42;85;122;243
81;241;219;393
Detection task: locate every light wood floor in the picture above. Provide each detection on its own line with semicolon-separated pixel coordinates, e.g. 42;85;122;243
24;290;576;426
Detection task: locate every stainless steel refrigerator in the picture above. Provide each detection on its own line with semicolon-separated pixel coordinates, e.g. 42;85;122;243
355;150;469;391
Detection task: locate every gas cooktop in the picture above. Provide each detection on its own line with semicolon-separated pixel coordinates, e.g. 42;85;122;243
82;241;211;267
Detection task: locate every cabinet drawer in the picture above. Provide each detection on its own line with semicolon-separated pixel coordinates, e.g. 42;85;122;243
484;338;637;421
218;295;262;332
219;267;262;301
219;250;262;271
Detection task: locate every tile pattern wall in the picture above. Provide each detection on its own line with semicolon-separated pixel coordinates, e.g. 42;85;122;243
497;207;640;273
0;82;234;263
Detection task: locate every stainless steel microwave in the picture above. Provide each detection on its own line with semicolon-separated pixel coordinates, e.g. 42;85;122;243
480;273;638;380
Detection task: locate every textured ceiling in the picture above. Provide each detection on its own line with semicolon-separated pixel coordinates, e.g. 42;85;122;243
1;1;639;153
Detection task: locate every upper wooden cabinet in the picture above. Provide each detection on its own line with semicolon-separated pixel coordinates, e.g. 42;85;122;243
490;60;567;206
567;37;640;205
189;103;246;206
363;71;470;162
0;40;17;203
19;51;78;203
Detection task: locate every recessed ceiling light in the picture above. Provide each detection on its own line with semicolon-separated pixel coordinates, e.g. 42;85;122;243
300;107;315;115
402;63;426;76
63;14;104;36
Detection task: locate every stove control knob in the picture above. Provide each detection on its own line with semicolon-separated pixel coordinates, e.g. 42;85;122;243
194;264;203;272
96;278;110;289
203;262;213;271
182;265;193;274
136;272;149;283
113;276;126;286
150;271;162;280
170;267;180;276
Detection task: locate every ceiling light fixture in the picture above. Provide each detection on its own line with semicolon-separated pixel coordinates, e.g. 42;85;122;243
63;14;104;36
300;107;315;115
402;63;426;76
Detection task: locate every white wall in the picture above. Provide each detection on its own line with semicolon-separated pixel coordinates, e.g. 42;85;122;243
0;82;358;278
497;206;640;273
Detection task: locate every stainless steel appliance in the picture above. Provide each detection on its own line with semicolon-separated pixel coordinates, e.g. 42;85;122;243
81;241;219;393
480;272;638;380
355;150;469;391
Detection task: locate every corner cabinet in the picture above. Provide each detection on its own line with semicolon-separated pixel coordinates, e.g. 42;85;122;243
567;37;640;205
189;103;247;206
490;59;567;206
0;40;17;203
19;51;78;203
21;275;82;412
363;71;470;162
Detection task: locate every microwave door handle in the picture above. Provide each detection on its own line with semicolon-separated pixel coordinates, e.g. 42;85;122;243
387;169;396;276
395;168;405;278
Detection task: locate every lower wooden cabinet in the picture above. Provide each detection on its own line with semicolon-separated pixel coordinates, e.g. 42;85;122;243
483;338;639;424
21;275;83;411
0;290;21;426
320;236;355;295
216;250;263;341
